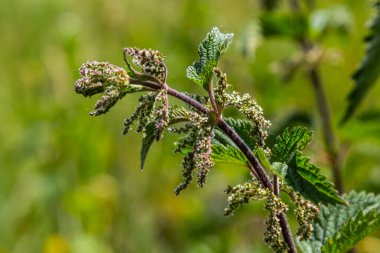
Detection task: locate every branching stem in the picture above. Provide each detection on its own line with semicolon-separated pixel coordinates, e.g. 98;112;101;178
138;79;297;253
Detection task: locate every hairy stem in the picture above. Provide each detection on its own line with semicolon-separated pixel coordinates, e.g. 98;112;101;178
208;82;219;115
247;163;260;182
288;0;344;194
279;212;297;253
218;120;296;252
217;119;272;187
274;175;280;196
138;79;297;252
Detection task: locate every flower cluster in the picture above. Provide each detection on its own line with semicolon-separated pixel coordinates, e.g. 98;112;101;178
213;67;230;109
224;181;270;216
169;110;214;194
225;91;271;146
75;61;129;97
224;181;289;252
90;89;126;116
122;89;169;139
74;61;130;116
153;89;169;140
122;92;157;135
291;192;319;240
264;194;289;253
124;48;167;83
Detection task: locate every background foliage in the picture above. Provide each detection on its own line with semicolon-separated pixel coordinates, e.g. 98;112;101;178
1;0;380;252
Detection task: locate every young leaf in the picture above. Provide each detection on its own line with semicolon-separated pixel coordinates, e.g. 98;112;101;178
271;126;313;164
168;105;196;125
286;152;346;205
272;162;288;179
211;144;248;167
342;1;380;123
186;27;233;89
140;122;157;171
257;147;288;179
298;191;380;253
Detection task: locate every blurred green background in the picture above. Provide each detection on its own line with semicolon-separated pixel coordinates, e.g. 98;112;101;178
1;0;380;252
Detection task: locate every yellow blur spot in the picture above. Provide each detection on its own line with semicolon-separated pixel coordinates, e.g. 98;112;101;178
357;236;380;253
43;235;70;253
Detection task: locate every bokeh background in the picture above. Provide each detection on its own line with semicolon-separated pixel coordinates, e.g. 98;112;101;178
1;0;380;252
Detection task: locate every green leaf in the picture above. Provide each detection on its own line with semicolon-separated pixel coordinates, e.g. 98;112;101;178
213;128;237;148
286;152;346;205
211;144;248;167
257;147;288;179
271;126;313;164
298;191;380;253
186;27;233;89
272;162;288;179
322;210;380;253
256;147;271;169
224;118;258;149
140;122;156;171
168;105;194;125
260;13;309;39
342;2;380;123
213;117;258;149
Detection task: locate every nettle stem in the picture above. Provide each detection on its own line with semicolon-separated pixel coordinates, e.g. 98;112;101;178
218;119;296;253
289;0;344;194
139;79;297;253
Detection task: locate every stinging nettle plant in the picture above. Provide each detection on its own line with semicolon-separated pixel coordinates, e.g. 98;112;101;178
74;27;380;253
